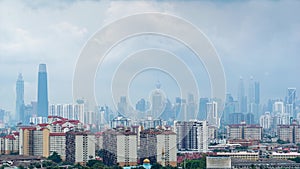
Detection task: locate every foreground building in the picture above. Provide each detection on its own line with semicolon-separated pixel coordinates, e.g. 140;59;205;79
175;120;208;152
102;129;138;167
0;132;19;155
139;128;177;167
19;126;50;157
65;131;95;165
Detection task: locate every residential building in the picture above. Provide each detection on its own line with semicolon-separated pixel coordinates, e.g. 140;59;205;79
139;128;176;167
19;126;50;157
226;122;262;140
278;121;300;143
175;120;208;152
103;129;137;167
65;131;95;165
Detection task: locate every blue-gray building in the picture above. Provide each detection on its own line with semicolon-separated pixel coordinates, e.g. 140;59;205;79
37;64;48;118
16;73;24;122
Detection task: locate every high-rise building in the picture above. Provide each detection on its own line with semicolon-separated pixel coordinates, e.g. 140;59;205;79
16;73;25;122
248;77;260;123
19;126;50;157
260;112;272;129
49;133;66;160
175;120;208;152
254;82;260;105
117;96;128;115
207;101;219;127
273;101;284;114
139;128;177;167
229;113;245;124
37;64;48;118
248;77;255;105
102;129;138;167
238;77;247;113
136;98;146;112
186;93;197;120
65;131;95;165
223;94;238;125
278;120;300;144
150;81;165;119
286;88;297;118
198;98;209;120
245;113;255;125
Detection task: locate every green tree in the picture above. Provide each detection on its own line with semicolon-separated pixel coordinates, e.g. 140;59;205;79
151;163;163;169
87;159;104;167
48;151;62;163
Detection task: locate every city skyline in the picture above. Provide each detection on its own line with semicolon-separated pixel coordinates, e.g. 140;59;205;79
1;0;300;113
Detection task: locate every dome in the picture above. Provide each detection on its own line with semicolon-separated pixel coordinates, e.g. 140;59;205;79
143;159;150;164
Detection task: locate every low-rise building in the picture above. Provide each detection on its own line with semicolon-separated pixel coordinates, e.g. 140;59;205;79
216;151;259;161
271;152;300;159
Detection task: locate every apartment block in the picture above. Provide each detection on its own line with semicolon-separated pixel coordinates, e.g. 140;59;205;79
278;121;300;143
19;126;50;157
140;128;177;167
0;132;19;154
175;120;208;152
65;131;95;165
226;122;262;140
103;129;137;167
50;133;66;160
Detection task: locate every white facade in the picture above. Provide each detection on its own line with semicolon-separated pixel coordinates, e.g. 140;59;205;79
175;120;208;152
207;102;219;128
156;132;177;167
49;104;84;122
116;134;137;165
260;112;272;129
50;133;66;160
274;101;284;114
75;134;95;163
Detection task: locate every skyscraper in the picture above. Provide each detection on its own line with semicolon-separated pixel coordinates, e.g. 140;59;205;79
16;73;24;122
238;77;247;113
198;98;209;120
254;82;260;105
186;93;197;120
206;101;219;127
37;64;48;118
150;81;165;119
286;88;297;118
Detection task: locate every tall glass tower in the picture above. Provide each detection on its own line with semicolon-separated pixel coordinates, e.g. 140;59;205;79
16;73;24;122
37;64;48;118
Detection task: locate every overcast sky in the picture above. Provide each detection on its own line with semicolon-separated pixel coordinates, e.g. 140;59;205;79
1;0;300;112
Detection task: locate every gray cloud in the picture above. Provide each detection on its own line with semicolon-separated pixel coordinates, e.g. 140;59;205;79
0;0;300;112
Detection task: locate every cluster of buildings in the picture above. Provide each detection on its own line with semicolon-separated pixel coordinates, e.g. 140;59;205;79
99;127;177;167
0;116;95;165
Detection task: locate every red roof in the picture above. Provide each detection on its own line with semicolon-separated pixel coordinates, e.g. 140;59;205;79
12;132;19;136
68;120;80;125
95;132;103;136
38;123;49;127
4;135;15;140
20;126;36;130
50;133;66;136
